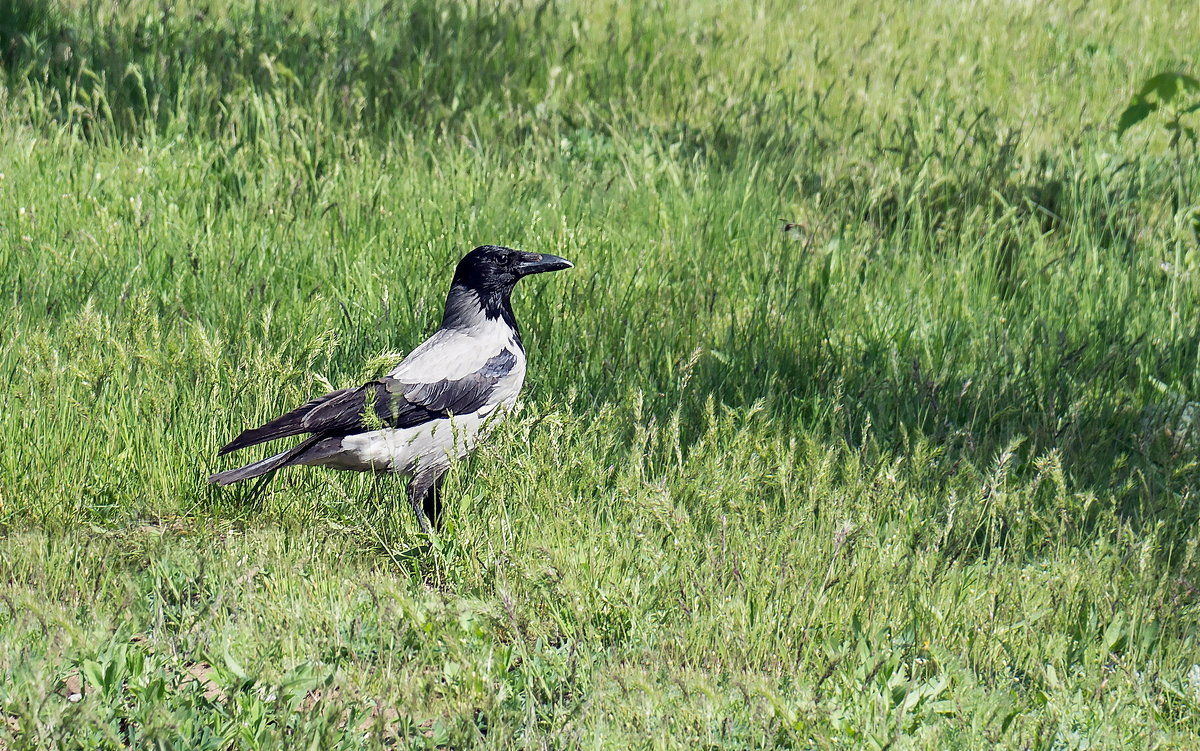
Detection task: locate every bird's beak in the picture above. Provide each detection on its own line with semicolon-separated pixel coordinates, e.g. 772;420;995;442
516;253;573;275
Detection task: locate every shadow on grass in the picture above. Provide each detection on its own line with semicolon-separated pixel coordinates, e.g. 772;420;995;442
0;0;562;139
0;0;807;165
679;314;1200;562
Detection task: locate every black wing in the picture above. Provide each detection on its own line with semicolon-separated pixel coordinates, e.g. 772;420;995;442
218;350;517;455
398;349;517;413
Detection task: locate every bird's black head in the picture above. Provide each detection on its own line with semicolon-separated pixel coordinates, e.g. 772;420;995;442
443;245;572;332
451;245;573;294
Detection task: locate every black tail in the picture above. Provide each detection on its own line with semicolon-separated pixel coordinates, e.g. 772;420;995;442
209;435;322;485
218;388;354;455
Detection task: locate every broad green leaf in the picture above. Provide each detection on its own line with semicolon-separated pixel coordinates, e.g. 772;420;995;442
80;660;105;695
1138;72;1200;103
222;645;249;683
1116;99;1157;136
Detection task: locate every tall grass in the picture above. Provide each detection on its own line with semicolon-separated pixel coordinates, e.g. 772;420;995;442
1;0;1199;748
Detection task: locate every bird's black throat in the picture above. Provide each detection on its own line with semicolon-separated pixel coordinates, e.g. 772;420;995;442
441;283;523;347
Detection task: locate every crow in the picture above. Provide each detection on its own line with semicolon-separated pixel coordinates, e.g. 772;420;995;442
209;245;572;533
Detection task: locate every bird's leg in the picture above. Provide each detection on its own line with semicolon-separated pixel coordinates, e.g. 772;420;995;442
406;469;446;535
423;473;447;531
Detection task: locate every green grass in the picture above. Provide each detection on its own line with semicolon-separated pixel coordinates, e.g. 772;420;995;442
2;0;1199;747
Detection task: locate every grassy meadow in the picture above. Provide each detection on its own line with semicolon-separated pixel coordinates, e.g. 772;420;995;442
2;0;1200;747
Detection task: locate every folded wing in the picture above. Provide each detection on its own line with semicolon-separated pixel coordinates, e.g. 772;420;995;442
218;349;518;455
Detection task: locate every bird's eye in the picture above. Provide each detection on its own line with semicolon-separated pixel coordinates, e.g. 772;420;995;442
498;252;512;266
